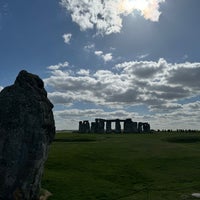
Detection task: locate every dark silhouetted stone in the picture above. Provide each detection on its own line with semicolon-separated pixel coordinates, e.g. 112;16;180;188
95;118;104;133
106;121;112;133
143;122;150;133
124;118;138;133
79;121;90;133
0;70;55;200
115;119;121;133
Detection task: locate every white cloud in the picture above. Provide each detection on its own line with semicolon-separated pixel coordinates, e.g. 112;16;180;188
102;53;113;62
48;92;74;106
94;51;103;56
0;86;3;92
137;53;149;60
84;43;95;52
77;69;90;76
45;59;200;130
95;50;113;62
60;0;165;35
62;33;72;44
47;61;69;70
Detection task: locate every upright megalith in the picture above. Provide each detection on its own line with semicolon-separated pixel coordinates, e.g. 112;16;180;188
0;70;55;200
115;119;121;134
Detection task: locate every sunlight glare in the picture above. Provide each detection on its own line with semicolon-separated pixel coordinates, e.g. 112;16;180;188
132;0;149;11
119;0;149;14
118;0;163;22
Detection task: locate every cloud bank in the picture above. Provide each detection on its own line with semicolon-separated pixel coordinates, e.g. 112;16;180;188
45;59;200;130
60;0;165;35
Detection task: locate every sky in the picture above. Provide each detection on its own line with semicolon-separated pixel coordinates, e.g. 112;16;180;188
0;0;200;130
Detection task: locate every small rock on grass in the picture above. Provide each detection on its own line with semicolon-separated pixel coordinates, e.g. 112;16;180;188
192;193;200;198
39;189;52;200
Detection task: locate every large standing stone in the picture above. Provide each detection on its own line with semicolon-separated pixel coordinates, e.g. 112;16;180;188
124;118;133;133
0;70;55;200
106;121;112;133
115;119;121;134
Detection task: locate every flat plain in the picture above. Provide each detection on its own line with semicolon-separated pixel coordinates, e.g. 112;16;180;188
42;132;200;200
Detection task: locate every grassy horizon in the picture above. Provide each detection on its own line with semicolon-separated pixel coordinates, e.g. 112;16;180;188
42;132;200;200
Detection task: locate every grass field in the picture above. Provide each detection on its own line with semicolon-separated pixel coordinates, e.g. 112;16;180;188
42;132;200;200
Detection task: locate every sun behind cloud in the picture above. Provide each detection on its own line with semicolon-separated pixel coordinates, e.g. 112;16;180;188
119;0;148;13
60;0;165;35
118;0;165;21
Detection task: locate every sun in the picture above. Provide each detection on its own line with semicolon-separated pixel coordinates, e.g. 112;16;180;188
132;0;149;10
117;0;162;22
119;0;149;14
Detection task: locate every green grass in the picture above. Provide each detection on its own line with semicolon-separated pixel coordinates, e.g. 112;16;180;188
42;132;200;199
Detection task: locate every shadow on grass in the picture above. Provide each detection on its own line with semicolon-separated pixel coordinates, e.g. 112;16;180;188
164;136;200;143
53;138;96;143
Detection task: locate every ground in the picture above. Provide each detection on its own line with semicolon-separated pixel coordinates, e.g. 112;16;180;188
42;132;200;200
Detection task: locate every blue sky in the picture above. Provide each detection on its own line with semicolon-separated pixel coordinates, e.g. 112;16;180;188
1;0;200;130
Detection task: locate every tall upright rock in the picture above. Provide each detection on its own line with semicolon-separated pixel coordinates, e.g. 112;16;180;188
0;70;55;200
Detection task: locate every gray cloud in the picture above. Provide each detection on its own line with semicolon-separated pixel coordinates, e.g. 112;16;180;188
149;103;183;113
106;88;139;103
167;64;200;90
148;85;191;100
115;58;167;78
45;59;200;130
45;59;200;108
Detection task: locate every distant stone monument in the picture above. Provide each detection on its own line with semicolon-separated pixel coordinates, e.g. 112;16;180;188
0;70;55;200
79;118;150;134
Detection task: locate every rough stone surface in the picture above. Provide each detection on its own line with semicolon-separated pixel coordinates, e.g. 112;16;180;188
0;70;55;200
